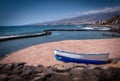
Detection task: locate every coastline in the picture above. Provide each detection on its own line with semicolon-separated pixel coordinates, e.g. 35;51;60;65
0;38;120;67
87;24;120;32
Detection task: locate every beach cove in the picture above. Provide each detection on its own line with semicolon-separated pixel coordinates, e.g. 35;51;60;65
0;25;120;81
0;38;120;67
0;25;120;57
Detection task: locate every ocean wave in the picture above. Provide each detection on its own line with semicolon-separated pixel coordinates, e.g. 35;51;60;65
80;27;111;31
76;25;82;27
80;27;94;30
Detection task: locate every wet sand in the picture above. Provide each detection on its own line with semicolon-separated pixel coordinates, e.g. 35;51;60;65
0;38;120;67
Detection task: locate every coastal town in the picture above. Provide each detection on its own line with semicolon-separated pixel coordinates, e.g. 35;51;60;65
95;15;120;32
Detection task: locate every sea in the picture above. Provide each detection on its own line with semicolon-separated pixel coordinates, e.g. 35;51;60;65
0;25;119;57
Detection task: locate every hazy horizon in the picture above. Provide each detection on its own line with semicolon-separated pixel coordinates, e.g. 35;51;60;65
0;0;120;26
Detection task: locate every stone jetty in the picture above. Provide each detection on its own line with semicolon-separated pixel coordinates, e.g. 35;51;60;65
0;59;120;81
0;31;52;41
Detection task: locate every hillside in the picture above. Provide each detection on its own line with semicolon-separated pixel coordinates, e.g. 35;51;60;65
30;11;120;26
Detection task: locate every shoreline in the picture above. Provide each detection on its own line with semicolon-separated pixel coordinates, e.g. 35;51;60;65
87;24;119;28
0;38;120;67
87;24;120;32
0;27;112;41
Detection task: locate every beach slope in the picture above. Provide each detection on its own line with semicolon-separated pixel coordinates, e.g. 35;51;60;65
0;38;120;67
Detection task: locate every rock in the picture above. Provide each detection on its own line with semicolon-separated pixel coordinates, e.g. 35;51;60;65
0;74;7;79
64;63;75;69
53;64;73;72
107;58;119;64
30;66;55;81
70;67;86;81
111;60;118;64
99;67;120;81
45;74;72;81
99;66;108;70
72;77;79;81
107;59;113;64
38;64;44;68
87;65;100;70
0;62;120;81
34;65;44;73
30;74;53;81
12;62;25;69
8;76;25;81
8;68;22;75
74;63;88;68
30;73;43;80
88;65;108;70
22;66;36;75
29;65;45;80
1;63;13;73
4;63;13;70
70;67;84;74
53;64;68;72
43;66;54;75
8;63;26;75
55;72;70;76
31;74;53;81
0;78;4;81
3;75;20;81
87;67;103;81
31;76;44;81
9;77;25;81
0;64;5;70
21;66;37;80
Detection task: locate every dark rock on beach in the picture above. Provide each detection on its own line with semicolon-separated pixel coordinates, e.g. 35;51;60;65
99;67;120;81
53;63;74;72
0;62;120;81
70;67;86;81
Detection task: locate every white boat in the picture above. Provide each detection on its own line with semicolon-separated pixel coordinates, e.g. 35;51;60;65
54;49;110;64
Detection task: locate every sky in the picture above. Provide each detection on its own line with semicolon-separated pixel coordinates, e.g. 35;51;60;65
0;0;120;26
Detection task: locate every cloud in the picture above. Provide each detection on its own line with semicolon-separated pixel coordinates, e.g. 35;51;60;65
82;6;120;15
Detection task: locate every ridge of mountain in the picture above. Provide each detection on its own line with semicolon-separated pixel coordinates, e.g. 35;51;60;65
29;11;120;26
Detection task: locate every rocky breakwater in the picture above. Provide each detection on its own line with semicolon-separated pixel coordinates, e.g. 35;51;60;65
0;60;120;81
0;31;52;41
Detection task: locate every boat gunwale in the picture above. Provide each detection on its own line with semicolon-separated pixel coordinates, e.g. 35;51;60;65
54;49;110;55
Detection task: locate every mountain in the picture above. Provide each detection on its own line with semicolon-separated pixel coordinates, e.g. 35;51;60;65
30;11;120;26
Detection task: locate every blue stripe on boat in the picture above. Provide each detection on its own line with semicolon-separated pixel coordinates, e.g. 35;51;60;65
55;54;106;64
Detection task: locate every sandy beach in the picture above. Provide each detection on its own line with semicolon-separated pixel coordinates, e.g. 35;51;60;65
0;38;120;67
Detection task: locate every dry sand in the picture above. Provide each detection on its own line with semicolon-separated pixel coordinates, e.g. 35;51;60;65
0;38;120;67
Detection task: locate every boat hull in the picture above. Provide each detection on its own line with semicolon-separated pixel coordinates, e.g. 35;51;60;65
54;50;109;64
